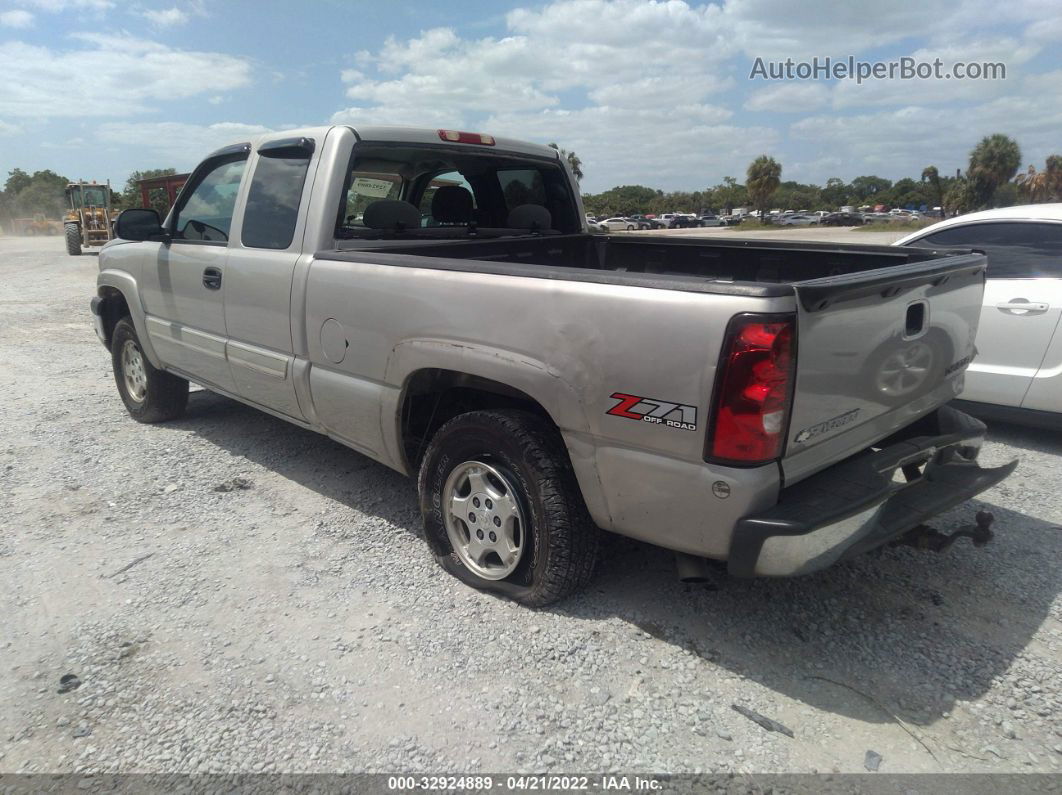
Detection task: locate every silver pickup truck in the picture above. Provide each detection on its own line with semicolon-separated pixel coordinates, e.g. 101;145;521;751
91;125;1016;605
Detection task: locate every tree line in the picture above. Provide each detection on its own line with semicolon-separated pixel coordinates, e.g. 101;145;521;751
0;167;177;232
582;134;1062;221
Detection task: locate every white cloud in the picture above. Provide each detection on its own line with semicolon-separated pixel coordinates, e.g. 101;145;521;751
830;38;1039;109
345;29;557;116
142;7;189;27
333;0;759;190
20;0;113;11
745;82;830;112
97;121;274;164
722;0;1061;59
485;105;777;190
0;119;23;136
0;9;34;27
722;0;946;59
0;33;252;119
345;0;738;122
331;105;466;129
789;71;1062;182
330;0;1062;189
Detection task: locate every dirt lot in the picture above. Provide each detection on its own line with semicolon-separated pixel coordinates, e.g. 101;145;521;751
1;235;1060;775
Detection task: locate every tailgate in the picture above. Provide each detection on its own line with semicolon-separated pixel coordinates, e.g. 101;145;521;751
782;252;986;484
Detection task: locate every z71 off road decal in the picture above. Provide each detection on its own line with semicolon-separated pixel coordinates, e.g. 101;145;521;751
606;392;698;431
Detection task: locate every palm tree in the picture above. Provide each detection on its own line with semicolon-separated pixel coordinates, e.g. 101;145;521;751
921;166;946;216
548;143;584;183
1045;155;1062;201
1016;165;1049;202
968;134;1021;208
1015;155;1062;203
746;155;781;224
945;178;974;215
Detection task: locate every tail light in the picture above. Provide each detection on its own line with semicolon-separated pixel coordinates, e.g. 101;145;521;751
706;313;796;465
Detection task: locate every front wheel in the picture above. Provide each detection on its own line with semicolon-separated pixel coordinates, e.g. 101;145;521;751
418;409;598;607
65;224;82;255
626;225;634;231
111;318;189;423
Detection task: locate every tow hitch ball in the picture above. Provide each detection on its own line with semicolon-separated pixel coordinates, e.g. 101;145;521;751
894;510;995;553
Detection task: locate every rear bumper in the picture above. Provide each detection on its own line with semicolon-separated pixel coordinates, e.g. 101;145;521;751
728;406;1017;577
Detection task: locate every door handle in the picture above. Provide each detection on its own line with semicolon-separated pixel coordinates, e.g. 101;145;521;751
995;299;1048;315
202;267;222;290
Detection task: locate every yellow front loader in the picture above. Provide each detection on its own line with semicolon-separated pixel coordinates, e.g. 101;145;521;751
64;180;116;255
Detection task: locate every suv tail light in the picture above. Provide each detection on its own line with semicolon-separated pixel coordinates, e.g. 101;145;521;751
706;314;796;465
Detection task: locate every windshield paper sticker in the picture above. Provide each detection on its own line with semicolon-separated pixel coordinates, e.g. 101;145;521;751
352;177;395;198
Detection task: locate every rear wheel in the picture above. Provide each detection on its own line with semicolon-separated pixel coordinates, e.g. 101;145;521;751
111;318;188;423
418;409;598;606
64;224;82;256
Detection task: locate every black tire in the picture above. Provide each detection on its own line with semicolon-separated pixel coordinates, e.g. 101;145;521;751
65;224;82;256
111;317;188;423
418;409;598;607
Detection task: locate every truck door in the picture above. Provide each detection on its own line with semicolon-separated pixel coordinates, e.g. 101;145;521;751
222;136;319;420
138;145;249;394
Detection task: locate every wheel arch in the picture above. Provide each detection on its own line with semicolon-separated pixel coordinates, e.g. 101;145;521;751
95;273;162;366
387;342;610;528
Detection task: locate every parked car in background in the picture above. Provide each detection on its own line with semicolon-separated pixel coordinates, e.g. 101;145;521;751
889;210;923;222
821;211;866;226
627;214;661;230
895;204;1062;424
597;217;636;232
777;213;819;226
697;214;724;227
670;214;703;228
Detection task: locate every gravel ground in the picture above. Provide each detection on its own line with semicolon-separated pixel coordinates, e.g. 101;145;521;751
1;234;1060;776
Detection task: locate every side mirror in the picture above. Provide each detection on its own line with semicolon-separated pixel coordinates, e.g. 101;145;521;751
115;208;167;242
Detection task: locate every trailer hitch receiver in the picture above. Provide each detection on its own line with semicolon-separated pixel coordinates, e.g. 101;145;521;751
893;510;995;553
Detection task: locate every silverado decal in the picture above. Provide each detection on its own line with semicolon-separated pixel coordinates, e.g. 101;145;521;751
606;392;698;431
793;408;861;444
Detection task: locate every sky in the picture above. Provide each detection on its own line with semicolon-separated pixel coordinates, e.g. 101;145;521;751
1;0;1060;194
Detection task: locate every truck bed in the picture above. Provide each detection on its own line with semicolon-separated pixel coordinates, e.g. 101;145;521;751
318;231;986;485
322;233;969;297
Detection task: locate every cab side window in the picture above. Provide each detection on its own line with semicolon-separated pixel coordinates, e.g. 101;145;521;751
242;140;314;250
913;222;1062;279
172;155;247;243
